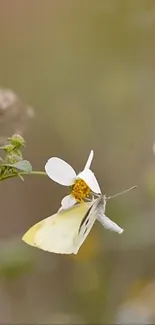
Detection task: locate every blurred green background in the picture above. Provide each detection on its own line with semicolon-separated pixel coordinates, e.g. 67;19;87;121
0;0;155;323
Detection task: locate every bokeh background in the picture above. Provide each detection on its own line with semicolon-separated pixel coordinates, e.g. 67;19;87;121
0;0;155;323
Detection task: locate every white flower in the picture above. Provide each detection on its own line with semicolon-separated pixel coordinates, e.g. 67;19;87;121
45;150;101;209
45;151;124;234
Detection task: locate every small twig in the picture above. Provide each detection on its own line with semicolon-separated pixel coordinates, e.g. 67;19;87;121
0;171;47;182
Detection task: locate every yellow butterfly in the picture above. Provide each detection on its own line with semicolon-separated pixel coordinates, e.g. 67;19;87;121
22;197;105;254
22;194;125;254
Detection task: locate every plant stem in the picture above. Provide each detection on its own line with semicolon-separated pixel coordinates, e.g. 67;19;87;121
0;171;47;181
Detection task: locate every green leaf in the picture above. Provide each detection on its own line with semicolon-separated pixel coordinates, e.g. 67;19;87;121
4;160;32;173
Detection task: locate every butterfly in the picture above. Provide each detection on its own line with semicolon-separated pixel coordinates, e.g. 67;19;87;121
22;193;124;255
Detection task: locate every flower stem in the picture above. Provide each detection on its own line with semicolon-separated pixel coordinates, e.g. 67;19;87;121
0;171;47;182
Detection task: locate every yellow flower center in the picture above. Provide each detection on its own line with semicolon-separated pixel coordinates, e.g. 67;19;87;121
71;179;91;202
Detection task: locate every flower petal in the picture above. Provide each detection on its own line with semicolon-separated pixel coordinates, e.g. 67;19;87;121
61;195;77;210
97;213;124;234
84;150;94;170
45;157;76;186
78;169;101;194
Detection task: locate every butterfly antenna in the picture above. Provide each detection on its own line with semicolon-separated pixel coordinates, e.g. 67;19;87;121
107;185;137;200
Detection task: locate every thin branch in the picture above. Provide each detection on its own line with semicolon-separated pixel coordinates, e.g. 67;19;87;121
0;171;47;182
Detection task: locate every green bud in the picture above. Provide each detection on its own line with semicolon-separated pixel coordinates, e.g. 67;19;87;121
7;152;23;163
2;144;15;153
7;155;18;164
8;134;25;148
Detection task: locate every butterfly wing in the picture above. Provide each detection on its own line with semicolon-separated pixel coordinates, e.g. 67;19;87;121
97;213;124;234
74;195;106;254
22;202;92;255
